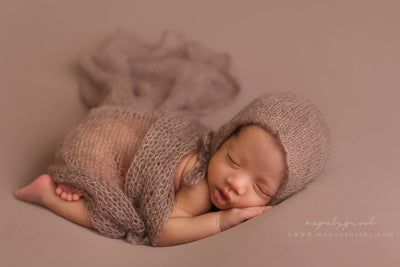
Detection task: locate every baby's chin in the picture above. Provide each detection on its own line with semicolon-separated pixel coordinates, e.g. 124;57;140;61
210;196;223;210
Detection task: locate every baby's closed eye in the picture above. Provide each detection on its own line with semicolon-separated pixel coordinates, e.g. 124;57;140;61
227;153;240;168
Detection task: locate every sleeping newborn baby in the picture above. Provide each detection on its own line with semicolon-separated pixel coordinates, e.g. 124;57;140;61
13;31;329;246
14;92;330;246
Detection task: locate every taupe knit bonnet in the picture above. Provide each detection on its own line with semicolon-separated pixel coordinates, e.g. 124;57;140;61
210;92;330;204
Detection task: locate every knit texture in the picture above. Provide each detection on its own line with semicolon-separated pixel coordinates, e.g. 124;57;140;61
212;92;330;204
48;107;209;245
78;29;239;115
48;30;238;246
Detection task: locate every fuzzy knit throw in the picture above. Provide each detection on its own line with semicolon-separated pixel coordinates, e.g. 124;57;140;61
48;107;211;245
48;30;238;246
78;29;239;115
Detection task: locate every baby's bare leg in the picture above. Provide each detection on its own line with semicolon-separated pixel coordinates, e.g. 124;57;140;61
14;174;94;229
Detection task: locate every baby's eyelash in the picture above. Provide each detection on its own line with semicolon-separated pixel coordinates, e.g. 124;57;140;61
227;153;240;167
255;183;272;198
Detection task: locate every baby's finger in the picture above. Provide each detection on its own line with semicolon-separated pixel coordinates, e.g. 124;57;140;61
242;206;272;220
262;206;273;212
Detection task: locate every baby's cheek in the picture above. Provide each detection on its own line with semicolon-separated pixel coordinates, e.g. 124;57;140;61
207;164;220;183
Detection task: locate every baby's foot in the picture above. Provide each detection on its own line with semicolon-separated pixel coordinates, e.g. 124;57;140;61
14;174;56;205
55;184;83;201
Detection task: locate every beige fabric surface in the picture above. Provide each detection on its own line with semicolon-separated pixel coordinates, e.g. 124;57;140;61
2;1;399;266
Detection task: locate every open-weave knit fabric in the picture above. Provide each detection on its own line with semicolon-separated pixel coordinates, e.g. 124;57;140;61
78;29;239;114
47;31;238;246
48;106;210;245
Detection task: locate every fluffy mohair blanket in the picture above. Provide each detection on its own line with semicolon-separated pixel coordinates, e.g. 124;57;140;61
48;30;239;246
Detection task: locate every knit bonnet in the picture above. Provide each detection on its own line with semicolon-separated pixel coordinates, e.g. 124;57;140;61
211;92;330;204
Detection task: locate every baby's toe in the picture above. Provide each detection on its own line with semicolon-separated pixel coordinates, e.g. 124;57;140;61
61;192;67;200
72;194;80;201
55;186;62;195
66;193;72;201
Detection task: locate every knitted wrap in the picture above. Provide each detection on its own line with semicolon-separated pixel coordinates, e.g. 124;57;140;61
48;107;209;245
212;92;330;204
78;29;239;115
47;30;238;246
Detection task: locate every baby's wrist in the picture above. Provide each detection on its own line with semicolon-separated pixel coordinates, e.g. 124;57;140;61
215;211;223;233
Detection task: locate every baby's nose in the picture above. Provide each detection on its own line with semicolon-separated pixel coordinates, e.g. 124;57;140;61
228;173;249;195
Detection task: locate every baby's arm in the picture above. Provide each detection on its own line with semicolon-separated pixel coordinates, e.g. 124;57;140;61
156;206;272;246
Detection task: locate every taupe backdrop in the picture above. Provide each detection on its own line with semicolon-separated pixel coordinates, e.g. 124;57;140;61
1;0;399;266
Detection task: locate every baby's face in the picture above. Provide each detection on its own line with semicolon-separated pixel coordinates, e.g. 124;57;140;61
207;125;286;209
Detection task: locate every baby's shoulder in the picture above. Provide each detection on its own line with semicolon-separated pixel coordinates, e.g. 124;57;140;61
170;178;211;218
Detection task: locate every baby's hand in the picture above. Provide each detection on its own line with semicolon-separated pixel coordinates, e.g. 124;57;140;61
55;184;83;201
217;206;272;232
